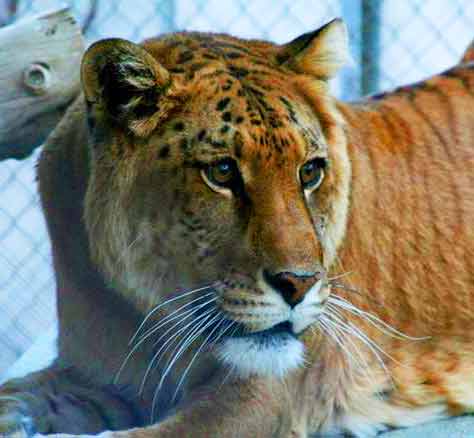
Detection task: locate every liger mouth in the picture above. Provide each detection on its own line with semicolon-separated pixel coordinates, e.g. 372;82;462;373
226;320;296;345
214;319;306;378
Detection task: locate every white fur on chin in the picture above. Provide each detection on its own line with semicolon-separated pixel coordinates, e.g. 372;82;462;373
216;335;305;378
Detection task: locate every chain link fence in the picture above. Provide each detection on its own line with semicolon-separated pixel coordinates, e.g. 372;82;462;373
1;0;473;378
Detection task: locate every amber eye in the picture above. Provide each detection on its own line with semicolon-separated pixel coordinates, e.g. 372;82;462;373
300;158;326;189
204;159;239;188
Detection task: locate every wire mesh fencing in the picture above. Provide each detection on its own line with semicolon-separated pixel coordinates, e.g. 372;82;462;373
0;0;473;377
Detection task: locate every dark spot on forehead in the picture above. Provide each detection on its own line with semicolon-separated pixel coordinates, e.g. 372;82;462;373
158;144;170;159
222;80;233;91
216;97;231;111
178;50;194;64
234;131;244;158
229;66;249;79
235;115;244;124
273;136;283;154
202;53;218;60
185;62;208;80
169;67;185;74
190;62;207;73
222;112;232;122
197;129;207;142
180;138;189;150
220;125;230;134
202;69;227;79
206;41;252;54
269;116;283;128
174;121;185;132
279;96;298;123
226;52;243;59
207;138;227;149
246;85;264;97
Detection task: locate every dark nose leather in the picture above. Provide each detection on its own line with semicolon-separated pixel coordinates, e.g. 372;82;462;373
263;269;322;307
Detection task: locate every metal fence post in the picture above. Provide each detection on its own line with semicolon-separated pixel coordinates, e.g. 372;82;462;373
361;0;381;95
340;0;362;100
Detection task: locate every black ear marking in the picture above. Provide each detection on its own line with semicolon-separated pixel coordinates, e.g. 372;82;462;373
97;60;161;120
81;38;174;136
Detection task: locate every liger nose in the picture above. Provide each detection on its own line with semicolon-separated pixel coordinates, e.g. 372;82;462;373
263;269;323;308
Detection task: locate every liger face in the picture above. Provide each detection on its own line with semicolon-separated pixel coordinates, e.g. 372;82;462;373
123;73;346;377
83;27;351;378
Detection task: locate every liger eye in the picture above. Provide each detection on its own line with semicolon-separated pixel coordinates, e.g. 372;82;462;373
300;158;326;189
204;159;239;188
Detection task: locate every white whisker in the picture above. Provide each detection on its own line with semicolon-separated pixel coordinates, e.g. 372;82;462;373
152;309;221;392
129;284;215;345
319;314;377;387
140;306;217;395
319;316;361;371
119;233;144;263
171;314;229;403
323;310;393;379
115;297;216;385
136;292;215;345
151;311;223;421
327;271;354;282
217;362;237;392
328;295;428;341
214;324;238;393
212;319;236;347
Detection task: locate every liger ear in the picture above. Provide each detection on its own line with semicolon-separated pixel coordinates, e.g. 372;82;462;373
81;38;172;136
278;18;349;80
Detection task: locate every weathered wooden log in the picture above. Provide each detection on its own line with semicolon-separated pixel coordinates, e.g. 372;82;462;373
0;8;84;160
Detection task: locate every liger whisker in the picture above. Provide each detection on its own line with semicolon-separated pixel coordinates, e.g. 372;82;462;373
114;296;217;384
129;284;216;346
217;362;237;393
151;311;223;421
327;271;354;282
323;309;394;380
171;315;231;403
328;282;384;307
152;308;221;393
319;314;378;388
140;306;217;395
135;292;215;346
328;295;429;341
118;233;145;264
318;316;363;372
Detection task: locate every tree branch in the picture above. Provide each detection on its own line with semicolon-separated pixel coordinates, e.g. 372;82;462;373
0;8;84;161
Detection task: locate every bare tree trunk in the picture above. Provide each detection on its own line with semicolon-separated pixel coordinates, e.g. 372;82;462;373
0;8;84;160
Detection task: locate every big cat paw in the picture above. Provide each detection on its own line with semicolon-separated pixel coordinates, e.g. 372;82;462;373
0;396;36;438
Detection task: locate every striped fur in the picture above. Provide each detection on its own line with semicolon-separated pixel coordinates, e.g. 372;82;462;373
333;60;474;422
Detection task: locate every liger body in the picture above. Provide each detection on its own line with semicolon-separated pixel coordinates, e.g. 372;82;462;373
0;19;473;438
